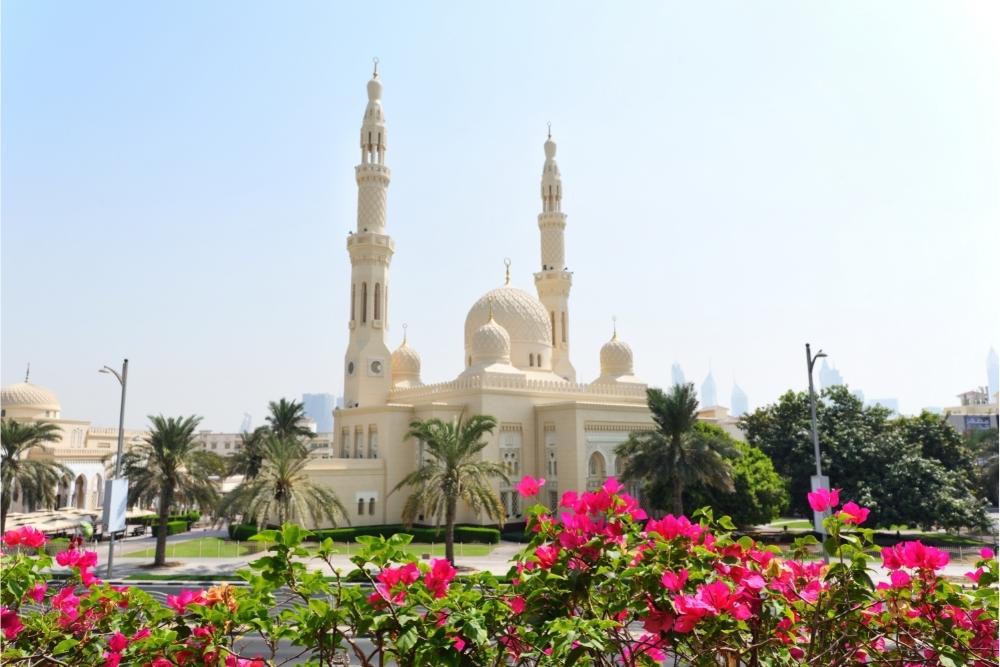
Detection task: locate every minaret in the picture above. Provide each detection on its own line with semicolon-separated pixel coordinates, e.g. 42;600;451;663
534;126;576;381
343;61;394;408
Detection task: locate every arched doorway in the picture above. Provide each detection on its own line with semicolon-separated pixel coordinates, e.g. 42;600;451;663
73;474;87;509
587;451;607;491
94;474;103;507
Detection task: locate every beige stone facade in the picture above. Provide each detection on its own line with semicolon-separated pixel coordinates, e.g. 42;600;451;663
316;71;655;527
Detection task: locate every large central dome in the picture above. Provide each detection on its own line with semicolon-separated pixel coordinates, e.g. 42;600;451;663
464;286;552;371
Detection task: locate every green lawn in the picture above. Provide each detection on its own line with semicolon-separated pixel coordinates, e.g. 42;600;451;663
122;537;266;559
122;537;496;559
768;518;812;530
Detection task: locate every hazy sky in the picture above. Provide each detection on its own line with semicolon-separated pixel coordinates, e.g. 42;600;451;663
3;2;998;431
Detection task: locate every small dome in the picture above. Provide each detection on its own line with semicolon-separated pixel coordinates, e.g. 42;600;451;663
464;286;551;350
600;334;634;376
1;381;61;419
391;340;421;378
471;316;511;365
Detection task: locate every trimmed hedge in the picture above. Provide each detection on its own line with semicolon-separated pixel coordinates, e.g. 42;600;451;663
310;524;500;545
227;523;258;541
164;520;188;536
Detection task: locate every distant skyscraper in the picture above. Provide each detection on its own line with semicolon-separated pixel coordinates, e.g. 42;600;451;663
987;348;999;399
302;393;335;433
671;362;686;388
819;359;844;390
701;371;718;408
731;383;748;417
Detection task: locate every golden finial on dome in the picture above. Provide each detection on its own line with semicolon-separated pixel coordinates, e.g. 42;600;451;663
612;316;618;340
547;121;551;139
372;57;379;78
402;322;408;344
25;362;30;383
503;257;511;286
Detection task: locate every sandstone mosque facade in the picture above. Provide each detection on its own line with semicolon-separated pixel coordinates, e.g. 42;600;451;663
308;69;654;526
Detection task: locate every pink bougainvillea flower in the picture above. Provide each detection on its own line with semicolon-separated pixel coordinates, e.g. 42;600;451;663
509;595;526;614
807;488;840;513
166;589;206;615
26;582;47;603
131;628;151;642
515;475;545;497
838;501;870;525
889;570;911;589
602;477;623;495
374;563;420;604
225;656;265;667
107;631;129;652
103;652;121;667
1;606;24;640
964;568;985;584
452;635;466;652
660;569;689;592
533;544;560;570
3;526;48;549
645;514;701;541
424;558;457;599
980;547;995;560
881;541;949;572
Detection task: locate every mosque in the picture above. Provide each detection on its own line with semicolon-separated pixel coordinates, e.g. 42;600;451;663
306;68;655;526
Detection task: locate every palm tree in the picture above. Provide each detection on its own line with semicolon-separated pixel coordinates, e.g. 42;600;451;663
226;426;270;479
616;384;737;516
265;398;314;442
120;415;219;566
216;435;347;528
391;415;509;564
1;421;72;532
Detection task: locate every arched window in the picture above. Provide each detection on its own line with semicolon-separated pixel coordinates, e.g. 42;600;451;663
351;284;356;322
384;284;388;326
529;354;534;367
361;283;368;323
467;355;472;367
550;311;556;345
374;283;382;320
369;498;376;515
357;499;365;516
561;312;567;343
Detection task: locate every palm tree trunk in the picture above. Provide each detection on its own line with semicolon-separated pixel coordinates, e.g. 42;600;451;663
671;481;684;517
154;483;173;566
0;493;9;535
444;497;457;565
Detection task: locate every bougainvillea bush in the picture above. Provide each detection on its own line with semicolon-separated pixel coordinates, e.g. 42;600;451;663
1;481;997;666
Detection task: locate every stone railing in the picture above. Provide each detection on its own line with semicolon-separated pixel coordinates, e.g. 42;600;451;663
389;376;646;402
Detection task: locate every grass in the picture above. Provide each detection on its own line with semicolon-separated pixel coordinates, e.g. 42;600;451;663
122;537;265;559
768;518;813;530
122;537;496;559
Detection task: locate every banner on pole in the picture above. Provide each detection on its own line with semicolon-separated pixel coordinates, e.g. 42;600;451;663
102;479;129;533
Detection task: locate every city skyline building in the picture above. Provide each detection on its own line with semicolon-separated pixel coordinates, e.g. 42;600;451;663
731;383;749;417
671;362;686;388
819;359;844;390
701;370;718;408
302;392;336;433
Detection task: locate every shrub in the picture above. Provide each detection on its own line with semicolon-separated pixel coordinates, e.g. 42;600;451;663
309;524;499;544
453;525;499;544
227;523;258;541
164;520;188;536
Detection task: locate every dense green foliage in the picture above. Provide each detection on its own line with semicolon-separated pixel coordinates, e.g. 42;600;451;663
392;414;509;564
310;524;501;544
616;384;736;516
967;428;999;505
740;386;989;530
0;420;71;533
683;423;789;527
217;435;347;528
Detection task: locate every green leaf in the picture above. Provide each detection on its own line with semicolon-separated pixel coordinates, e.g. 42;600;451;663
53;639;79;655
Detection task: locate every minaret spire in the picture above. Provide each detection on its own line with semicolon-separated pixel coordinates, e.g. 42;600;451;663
534;127;576;381
342;65;395;408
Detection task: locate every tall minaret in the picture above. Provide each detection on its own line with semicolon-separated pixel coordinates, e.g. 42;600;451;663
534;126;576;381
343;62;394;408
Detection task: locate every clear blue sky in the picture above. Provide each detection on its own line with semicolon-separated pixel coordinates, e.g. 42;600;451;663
3;1;997;431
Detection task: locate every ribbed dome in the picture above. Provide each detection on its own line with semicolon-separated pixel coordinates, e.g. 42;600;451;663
391;340;421;378
471;317;511;364
1;382;61;412
600;334;634;376
464;286;551;349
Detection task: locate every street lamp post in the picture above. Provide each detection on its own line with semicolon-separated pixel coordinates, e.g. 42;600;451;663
805;344;829;560
100;359;128;578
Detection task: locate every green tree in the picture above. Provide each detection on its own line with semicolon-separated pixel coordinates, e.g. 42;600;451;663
740;386;988;530
965;428;999;506
0;421;72;533
683;423;789;528
391;415;509;564
895;411;974;473
226;426;270;479
217;435;347;528
120;415;220;566
616;384;736;517
265;398;314;442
